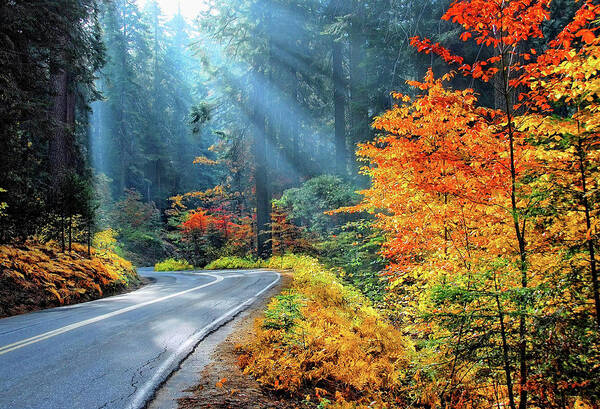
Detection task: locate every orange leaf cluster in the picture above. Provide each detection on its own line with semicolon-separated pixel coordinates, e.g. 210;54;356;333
180;209;252;245
0;242;138;317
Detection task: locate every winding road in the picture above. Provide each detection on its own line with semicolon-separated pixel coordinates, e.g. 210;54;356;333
0;268;280;409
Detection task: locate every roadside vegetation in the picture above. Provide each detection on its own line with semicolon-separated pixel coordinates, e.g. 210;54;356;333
155;258;194;272
0;241;139;318
238;255;412;408
205;256;262;270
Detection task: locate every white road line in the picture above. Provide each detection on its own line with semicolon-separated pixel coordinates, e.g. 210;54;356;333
0;274;224;356
244;270;269;275
125;271;281;409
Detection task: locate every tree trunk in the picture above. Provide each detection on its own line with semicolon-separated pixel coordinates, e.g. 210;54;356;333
60;215;65;253
333;37;347;176
119;13;128;194
291;69;301;183
349;4;369;173
576;132;600;330
495;273;518;409
350;1;370;143
68;214;72;253
50;58;72;255
499;47;529;409
49;68;74;195
253;80;272;259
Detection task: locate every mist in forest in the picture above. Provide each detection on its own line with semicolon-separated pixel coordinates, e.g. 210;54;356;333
88;0;450;235
88;1;214;208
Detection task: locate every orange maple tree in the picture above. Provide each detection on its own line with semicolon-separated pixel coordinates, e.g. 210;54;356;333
338;0;600;407
181;209;252;243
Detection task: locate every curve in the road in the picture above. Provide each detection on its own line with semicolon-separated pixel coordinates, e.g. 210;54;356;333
0;273;224;356
0;269;281;409
125;270;280;409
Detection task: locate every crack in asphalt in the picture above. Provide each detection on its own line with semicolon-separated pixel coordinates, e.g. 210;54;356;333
136;274;281;409
131;346;169;395
141;314;243;409
96;346;169;409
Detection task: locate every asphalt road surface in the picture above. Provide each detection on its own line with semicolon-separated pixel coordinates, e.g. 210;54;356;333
0;268;280;409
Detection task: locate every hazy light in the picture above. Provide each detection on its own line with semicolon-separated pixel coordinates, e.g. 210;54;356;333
139;0;209;18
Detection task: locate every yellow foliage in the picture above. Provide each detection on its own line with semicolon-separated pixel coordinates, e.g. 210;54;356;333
93;229;118;254
155;258;193;271
169;185;229;210
239;255;413;408
0;241;139;317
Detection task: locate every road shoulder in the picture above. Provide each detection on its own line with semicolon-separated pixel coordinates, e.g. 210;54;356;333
148;272;305;409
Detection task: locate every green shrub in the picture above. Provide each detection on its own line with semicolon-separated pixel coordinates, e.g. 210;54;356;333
263;291;305;332
204;256;261;270
154;258;193;271
317;221;387;302
264;254;312;270
110;190;167;266
274;175;360;239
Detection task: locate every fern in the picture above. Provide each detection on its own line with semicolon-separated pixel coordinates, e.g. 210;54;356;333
0;242;139;317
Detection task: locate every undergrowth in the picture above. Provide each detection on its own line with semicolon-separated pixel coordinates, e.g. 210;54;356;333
0;241;140;317
204;256;262;270
237;254;413;409
204;254;328;271
154;258;193;271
